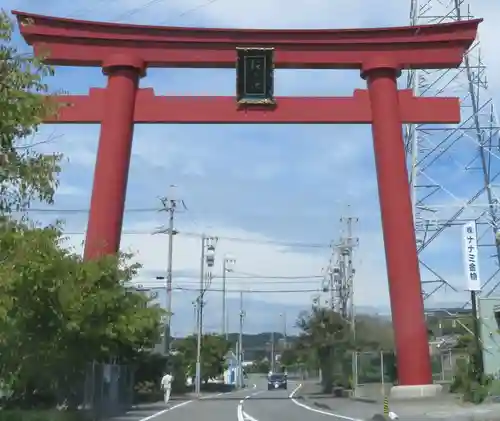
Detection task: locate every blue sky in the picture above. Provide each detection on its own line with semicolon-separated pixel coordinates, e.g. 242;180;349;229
4;0;500;334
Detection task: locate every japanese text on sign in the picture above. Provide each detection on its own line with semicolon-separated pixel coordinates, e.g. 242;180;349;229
244;55;266;95
462;221;481;291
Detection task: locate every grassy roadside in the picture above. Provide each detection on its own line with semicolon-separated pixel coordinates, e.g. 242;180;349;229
0;410;85;421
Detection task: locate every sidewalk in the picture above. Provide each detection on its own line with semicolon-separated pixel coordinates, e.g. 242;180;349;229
296;381;500;420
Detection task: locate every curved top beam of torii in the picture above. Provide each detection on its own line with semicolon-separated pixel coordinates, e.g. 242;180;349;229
12;10;480;70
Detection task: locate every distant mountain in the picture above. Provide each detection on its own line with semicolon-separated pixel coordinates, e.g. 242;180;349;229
164;289;396;336
156;288;465;336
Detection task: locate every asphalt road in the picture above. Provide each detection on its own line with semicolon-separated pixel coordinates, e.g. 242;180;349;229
124;378;371;421
116;379;500;421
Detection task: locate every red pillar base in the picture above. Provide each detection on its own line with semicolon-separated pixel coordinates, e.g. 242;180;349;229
390;384;443;399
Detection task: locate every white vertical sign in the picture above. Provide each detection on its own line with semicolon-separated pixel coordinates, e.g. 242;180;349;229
462;222;481;291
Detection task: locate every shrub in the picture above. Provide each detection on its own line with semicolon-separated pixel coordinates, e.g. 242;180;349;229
450;356;492;404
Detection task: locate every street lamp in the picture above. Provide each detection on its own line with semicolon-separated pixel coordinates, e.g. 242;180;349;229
206;244;216;268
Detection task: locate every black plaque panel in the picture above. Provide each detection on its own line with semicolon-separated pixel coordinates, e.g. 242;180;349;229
236;47;275;105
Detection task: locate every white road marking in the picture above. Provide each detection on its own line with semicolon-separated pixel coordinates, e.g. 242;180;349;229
289;384;362;421
138;400;192;421
140;383;250;421
200;391;231;399
236;389;264;421
237;401;246;421
242;409;259;421
200;385;251;400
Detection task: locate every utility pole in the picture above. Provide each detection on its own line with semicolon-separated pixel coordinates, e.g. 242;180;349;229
192;300;198;335
282;312;287;347
158;188;186;355
238;291;245;388
329;264;335;311
339;214;359;390
279;312;287;351
222;255;236;339
270;331;275;373
195;235;217;396
322;243;338;310
339;214;358;327
471;290;485;377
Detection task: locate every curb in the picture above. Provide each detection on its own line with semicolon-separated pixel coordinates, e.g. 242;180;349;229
350;396;379;404
311;400;331;410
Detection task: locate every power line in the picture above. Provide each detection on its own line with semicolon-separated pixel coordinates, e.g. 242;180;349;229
143;279;320;285
140;275;322;282
24;208;158;214
61;229;329;249
232;271;322;279
66;0;223;23
128;271;323;284
173;286;321;293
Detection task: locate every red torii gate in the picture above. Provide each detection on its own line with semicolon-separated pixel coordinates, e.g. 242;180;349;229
13;10;480;393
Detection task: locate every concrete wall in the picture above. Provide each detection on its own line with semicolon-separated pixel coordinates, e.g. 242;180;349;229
478;297;500;377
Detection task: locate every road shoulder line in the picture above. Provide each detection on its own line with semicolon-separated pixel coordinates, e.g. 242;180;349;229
289;384;362;421
138;400;192;421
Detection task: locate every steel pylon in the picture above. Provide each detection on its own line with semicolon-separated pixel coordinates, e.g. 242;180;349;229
405;0;500;305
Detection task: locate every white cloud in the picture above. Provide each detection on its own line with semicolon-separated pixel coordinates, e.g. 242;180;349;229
56;184;86;196
120;0;408;28
64;218;392;307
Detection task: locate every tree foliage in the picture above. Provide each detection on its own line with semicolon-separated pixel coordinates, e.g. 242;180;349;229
246;359;270;374
133;352;188;402
426;313;474;340
290;305;394;391
176;334;231;383
0;220;164;407
293;306;352;390
0;10;167;414
0;10;62;213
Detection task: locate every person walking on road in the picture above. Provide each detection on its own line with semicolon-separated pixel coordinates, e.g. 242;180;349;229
161;371;174;405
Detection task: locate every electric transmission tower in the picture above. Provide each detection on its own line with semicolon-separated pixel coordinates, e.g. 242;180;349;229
405;0;500;304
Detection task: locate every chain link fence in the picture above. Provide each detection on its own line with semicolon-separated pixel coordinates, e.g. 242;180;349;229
82;362;134;421
431;350;459;383
351;350;465;400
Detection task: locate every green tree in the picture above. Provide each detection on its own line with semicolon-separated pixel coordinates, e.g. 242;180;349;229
354;314;394;351
176;334;231;383
294;306;396;391
0;220;164;407
246;359;270;374
295;306;352;391
280;348;300;367
427;314;474;339
0;10;166;414
0;11;62;214
133;352;188;401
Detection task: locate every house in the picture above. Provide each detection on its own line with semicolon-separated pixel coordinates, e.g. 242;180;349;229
223;350;240;385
